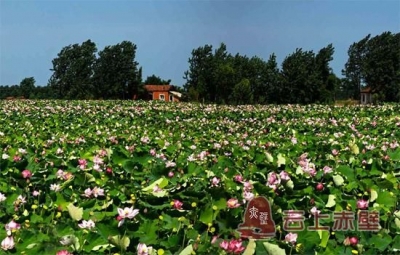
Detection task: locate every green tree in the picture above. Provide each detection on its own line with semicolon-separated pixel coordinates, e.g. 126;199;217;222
0;85;20;99
48;40;97;99
264;54;281;104
342;35;371;100
246;56;267;104
280;48;318;104
231;78;252;105
362;32;400;101
212;43;235;103
315;44;335;102
93;41;142;99
144;75;171;85
19;77;36;99
343;32;400;102
183;44;215;102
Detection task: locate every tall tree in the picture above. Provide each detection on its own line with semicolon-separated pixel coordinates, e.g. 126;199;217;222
93;41;141;99
280;48;318;104
342;35;371;100
314;44;335;103
343;32;400;102
183;44;214;102
231;78;252;105
212;43;234;103
264;54;281;104
48;40;97;99
362;32;400;101
19;77;36;99
247;56;267;104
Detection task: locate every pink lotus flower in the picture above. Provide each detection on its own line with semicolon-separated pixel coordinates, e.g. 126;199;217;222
349;236;358;246
234;174;243;182
243;181;253;191
332;149;339;156
166;161;176;168
78;159;87;169
56;250;73;255
93;155;103;165
168;171;174;178
243;191;254;202
117;207;139;227
267;172;280;185
78;219;95;229
56;169;65;179
172;200;183;210
57;170;73;180
106;167;113;174
323;166;333;174
117;207;139;219
91;187;104;197
344;236;359;246
21;169;32;179
279;171;291;181
285;232;298;244
83;188;92;198
267;172;280;190
220;239;245;254
219;240;229;250
141;136;150;144
93;164;101;172
1;236;14;250
137;243;153;255
227;198;240;208
5;220;20;234
357;199;368;209
210;177;220;187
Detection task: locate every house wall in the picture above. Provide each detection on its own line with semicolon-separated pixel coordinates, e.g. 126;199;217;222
151;91;180;102
361;92;373;104
152;92;170;102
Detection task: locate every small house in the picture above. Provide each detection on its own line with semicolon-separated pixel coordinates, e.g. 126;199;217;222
144;85;181;102
360;86;373;105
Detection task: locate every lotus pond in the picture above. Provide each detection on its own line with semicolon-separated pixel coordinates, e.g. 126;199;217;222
0;100;399;255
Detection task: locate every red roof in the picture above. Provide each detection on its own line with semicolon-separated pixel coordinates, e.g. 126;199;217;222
144;85;172;92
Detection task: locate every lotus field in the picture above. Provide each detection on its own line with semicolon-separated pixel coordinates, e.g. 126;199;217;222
0;100;400;255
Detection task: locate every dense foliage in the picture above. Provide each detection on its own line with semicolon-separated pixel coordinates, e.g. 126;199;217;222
342;32;400;101
1;31;399;103
0;100;399;255
183;43;339;104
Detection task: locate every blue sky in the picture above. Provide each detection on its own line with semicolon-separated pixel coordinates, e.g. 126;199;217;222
0;0;399;87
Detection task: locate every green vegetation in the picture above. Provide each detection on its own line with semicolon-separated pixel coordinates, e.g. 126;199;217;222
0;100;399;254
1;32;399;103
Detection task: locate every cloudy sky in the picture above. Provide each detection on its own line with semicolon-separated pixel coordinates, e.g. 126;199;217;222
1;0;399;86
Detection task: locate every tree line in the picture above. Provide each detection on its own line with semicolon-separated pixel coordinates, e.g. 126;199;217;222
1;31;399;104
